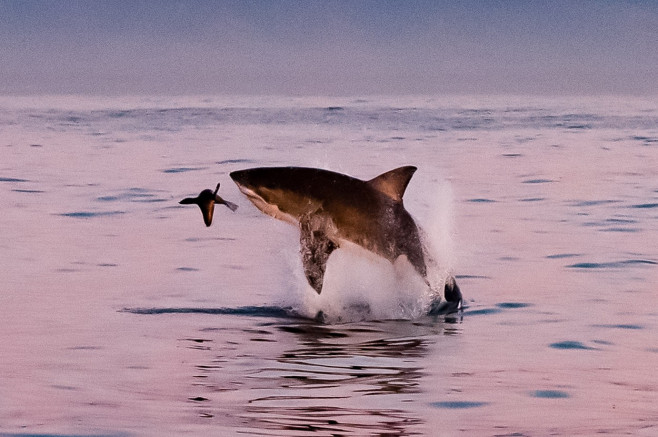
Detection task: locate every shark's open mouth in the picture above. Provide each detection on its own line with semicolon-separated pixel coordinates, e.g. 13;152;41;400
235;184;260;203
235;183;297;225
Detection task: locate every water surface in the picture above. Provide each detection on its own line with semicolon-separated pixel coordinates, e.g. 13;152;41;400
1;95;657;436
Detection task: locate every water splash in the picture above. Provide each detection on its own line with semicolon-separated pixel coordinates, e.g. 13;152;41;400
279;180;457;323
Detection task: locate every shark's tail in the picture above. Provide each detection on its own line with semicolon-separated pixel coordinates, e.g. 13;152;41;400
444;275;462;306
427;275;462;315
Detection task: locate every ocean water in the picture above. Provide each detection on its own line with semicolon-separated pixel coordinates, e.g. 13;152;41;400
1;95;657;436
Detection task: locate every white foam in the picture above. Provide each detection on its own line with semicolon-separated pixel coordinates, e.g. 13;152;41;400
277;180;457;323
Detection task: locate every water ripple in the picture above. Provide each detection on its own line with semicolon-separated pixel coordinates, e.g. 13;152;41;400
550;341;595;350
430;401;489;409
567;260;657;269
121;305;300;319
59;211;125;218
532;390;570;399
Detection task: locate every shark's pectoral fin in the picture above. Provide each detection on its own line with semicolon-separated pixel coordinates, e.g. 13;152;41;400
300;218;337;294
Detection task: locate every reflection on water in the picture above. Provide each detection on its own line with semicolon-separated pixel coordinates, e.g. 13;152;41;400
175;314;459;435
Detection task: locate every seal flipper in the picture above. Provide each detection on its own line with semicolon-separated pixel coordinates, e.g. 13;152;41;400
299;217;337;294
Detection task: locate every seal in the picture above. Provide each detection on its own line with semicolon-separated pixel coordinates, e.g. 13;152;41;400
179;183;238;227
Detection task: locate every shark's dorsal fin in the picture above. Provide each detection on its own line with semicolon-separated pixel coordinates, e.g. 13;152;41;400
367;166;417;202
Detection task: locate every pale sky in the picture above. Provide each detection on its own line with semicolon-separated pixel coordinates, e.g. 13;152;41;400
1;0;656;96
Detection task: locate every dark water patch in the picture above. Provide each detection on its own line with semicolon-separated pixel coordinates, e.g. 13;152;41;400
514;136;538;144
13;188;44;193
497;302;532;309
278;324;349;338
456;274;491;279
324;106;344;111
572;200;621;207
630;203;658;209
108;110;133;118
632;135;658;145
176;267;199;272
162;167;207;174
0;176;28;182
4;432;128;437
522;178;554;184
216;158;256;165
59;211;125;218
467;198;496;203
593;324;644;330
464;308;502;316
459;108;493;115
244;405;420;435
184;338;213;343
61;114;83;124
184;338;212;351
502;153;523;157
424;125;447;132
519;197;545;202
531;390;570;399
51;384;78;391
224;264;247;270
600;227;641;233
195;364;222;370
430;401;488;409
608;218;638;224
97;188;167;203
122;305;299;319
546;253;581;259
30;143;44;147
567;259;657;269
97;195;120;202
185;236;236;242
68;345;102;351
550;341;595;350
251;337;276;342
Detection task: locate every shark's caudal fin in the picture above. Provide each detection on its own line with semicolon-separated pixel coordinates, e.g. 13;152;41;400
366;166;417;202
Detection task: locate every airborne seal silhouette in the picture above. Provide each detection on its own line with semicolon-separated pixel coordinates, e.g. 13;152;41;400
179;183;238;227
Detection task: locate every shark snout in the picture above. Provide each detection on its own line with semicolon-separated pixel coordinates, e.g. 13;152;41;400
229;170;249;188
230;169;261;200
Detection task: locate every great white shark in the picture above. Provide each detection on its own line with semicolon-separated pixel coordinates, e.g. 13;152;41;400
229;166;462;309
